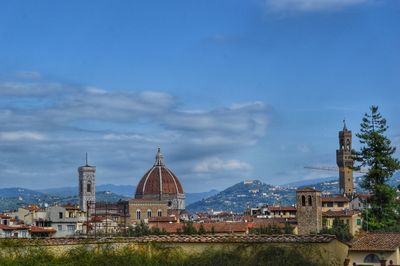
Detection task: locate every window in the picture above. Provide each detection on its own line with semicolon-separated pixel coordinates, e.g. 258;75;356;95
87;183;91;193
301;195;306;206
67;225;76;232
337;202;344;207
136;210;141;220
157;210;162;217
308;195;312;206
326;202;333;207
364;254;380;263
57;225;63;231
357;219;361;225
147;210;152;218
59;212;63;219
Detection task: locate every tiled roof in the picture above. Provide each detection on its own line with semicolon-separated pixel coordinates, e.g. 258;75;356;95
322;210;360;217
0;214;11;219
135;149;184;198
149;222;251;234
148;216;177;223
30;226;56;233
0;224;30;231
321;196;349;203
350;233;400;251
11;234;339;246
354;194;370;200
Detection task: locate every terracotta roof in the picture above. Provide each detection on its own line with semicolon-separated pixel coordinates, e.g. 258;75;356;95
269;206;297;212
13;235;339;245
296;187;321;192
355;194;370;200
0;214;11;219
150;222;251;234
148;216;178;223
322;196;349;203
322;210;361;217
30;226;56;233
0;224;30;231
25;205;40;212
350;233;400;251
135;148;184;198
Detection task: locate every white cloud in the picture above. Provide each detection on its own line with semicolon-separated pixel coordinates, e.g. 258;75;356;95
0;81;68;96
15;71;42;80
0;73;269;189
265;0;372;12
0;131;47;141
194;157;252;173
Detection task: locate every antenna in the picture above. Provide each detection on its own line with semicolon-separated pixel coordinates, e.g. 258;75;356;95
86;152;88;166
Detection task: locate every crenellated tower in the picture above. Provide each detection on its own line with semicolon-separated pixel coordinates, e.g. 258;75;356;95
336;121;354;196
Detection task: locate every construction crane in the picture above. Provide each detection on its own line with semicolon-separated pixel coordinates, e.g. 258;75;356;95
304;166;368;173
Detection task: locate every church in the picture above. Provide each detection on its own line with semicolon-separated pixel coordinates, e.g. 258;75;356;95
128;148;185;223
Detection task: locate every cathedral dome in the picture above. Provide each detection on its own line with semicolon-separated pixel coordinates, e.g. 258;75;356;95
135;148;184;201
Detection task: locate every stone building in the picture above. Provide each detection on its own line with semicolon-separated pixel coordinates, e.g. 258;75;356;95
129;148;185;223
296;188;322;235
78;154;96;215
336;121;354;196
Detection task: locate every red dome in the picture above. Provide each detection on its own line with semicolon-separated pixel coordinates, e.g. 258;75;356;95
135;148;184;199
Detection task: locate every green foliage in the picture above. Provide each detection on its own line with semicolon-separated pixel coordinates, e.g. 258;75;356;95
127;221;150;237
320;218;352;242
181;222;198;235
198;223;206;235
250;223;293;235
355;106;400;230
0;242;324;266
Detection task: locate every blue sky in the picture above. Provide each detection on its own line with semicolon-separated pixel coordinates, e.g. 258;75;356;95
0;0;399;192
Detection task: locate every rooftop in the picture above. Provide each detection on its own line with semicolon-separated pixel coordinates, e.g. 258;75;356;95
350;233;400;252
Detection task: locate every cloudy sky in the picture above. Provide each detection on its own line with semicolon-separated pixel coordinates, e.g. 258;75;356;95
0;0;399;192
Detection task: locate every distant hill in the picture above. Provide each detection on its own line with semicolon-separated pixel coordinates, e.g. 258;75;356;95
187;172;400;213
187;180;296;213
282;177;336;188
0;184;219;212
38;184;136;198
0;188;129;212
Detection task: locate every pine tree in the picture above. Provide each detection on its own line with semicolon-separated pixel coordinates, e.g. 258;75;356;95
355;106;400;230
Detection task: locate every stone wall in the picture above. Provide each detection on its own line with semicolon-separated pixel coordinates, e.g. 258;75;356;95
0;235;348;266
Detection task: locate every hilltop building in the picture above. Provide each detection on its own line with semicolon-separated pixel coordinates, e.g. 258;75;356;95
129;148;185;223
78;154;96;215
336;121;354;196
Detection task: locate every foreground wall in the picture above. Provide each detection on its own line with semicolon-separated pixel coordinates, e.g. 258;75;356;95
0;235;348;266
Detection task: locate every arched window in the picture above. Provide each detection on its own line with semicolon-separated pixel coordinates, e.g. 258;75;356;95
364;254;380;263
87;183;91;193
301;195;306;206
136;210;141;220
308;195;312;206
346;139;351;151
147;210;152;218
157;209;162;217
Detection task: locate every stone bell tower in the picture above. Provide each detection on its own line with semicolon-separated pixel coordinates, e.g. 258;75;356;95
336;121;354;196
78;153;96;215
296;188;322;235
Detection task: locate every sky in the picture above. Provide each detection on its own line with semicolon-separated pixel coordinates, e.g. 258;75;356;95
0;0;399;193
